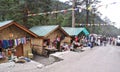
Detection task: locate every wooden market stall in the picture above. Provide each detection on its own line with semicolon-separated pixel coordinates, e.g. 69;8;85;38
30;25;71;56
0;20;38;60
62;27;89;41
62;27;90;48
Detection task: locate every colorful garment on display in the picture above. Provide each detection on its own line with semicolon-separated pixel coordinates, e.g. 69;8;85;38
21;37;27;44
14;39;18;46
0;37;27;49
2;40;9;49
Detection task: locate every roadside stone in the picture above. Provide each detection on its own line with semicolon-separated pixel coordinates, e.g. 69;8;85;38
37;64;44;69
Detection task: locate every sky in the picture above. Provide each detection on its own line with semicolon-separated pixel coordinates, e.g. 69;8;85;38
59;0;120;28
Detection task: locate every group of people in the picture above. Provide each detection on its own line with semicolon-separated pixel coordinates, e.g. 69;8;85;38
108;37;116;45
0;47;16;60
96;36;116;46
45;35;117;52
61;36;86;51
89;35;117;47
60;35;99;51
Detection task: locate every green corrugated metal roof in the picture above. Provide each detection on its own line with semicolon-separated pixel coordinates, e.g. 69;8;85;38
0;20;13;27
29;25;59;36
62;27;83;36
82;28;89;35
62;27;89;36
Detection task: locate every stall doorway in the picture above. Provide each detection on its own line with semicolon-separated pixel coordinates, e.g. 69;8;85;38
15;44;23;57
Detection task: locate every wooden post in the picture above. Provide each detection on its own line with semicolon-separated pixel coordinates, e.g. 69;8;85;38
72;0;75;27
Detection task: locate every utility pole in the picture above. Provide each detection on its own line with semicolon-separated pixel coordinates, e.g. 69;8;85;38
23;3;28;25
86;0;89;27
92;8;95;33
72;0;75;27
56;2;58;24
23;1;28;26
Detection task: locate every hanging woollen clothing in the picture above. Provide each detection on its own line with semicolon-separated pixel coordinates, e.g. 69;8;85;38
21;38;24;44
14;39;18;46
21;37;27;44
17;38;21;45
75;36;78;42
2;40;9;49
56;37;61;42
11;39;15;46
8;40;13;47
23;37;27;44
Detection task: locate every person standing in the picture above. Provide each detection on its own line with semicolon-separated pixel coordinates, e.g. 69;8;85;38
100;36;103;46
103;36;107;46
90;35;95;48
109;37;112;45
112;37;115;45
8;49;12;60
56;36;61;51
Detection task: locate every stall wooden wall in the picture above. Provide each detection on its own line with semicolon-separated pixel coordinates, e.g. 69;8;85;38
0;25;33;39
31;38;43;55
46;29;65;42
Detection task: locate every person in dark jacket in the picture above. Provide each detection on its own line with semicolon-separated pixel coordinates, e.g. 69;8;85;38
103;36;107;46
90;35;96;48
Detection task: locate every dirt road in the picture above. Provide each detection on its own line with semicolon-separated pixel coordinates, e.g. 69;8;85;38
1;45;120;72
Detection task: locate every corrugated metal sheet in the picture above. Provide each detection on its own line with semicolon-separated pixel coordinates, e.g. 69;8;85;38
29;25;59;36
62;27;89;36
0;20;13;27
82;28;89;35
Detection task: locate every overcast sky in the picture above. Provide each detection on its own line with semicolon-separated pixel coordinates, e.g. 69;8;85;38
59;0;120;28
